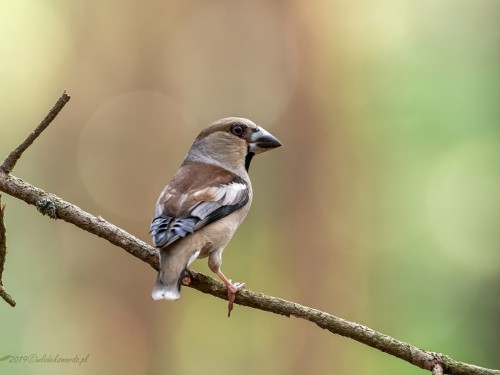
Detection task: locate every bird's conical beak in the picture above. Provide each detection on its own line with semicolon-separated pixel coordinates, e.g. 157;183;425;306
248;126;283;154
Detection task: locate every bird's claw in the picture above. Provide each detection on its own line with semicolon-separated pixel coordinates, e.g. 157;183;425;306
227;281;246;318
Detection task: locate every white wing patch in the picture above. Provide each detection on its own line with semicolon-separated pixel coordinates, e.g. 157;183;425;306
191;182;247;218
193;182;246;204
221;182;247;205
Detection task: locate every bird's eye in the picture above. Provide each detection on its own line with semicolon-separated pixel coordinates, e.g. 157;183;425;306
230;124;245;137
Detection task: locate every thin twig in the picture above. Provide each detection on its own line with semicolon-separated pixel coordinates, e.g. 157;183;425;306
0;91;70;174
0;95;498;374
0;195;16;307
0;196;6;279
0;286;16;308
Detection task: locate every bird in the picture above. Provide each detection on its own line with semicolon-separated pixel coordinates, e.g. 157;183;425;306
150;117;282;316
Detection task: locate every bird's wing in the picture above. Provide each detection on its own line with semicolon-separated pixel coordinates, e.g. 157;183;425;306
150;162;250;248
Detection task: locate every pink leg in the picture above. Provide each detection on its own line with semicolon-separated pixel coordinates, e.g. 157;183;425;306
216;270;245;317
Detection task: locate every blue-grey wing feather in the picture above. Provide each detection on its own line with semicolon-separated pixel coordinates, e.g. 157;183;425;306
150;215;197;248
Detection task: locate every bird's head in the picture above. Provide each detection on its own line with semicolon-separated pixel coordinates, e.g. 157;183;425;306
187;117;282;172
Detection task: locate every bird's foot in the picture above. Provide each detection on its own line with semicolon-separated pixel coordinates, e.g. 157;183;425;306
215;270;245;317
226;280;246;318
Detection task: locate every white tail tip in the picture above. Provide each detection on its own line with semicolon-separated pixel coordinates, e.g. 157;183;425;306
151;287;181;301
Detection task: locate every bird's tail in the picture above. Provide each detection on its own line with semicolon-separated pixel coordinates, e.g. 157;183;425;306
151;247;189;301
151;273;181;300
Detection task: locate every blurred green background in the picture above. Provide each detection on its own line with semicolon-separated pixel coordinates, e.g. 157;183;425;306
1;1;499;374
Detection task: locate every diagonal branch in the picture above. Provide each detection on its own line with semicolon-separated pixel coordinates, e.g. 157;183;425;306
0;92;497;375
0;173;498;375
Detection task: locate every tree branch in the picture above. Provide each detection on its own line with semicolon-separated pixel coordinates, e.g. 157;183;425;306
0;92;497;375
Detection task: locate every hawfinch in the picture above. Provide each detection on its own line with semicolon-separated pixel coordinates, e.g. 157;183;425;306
150;117;282;316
